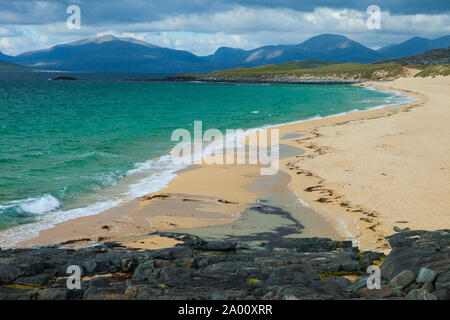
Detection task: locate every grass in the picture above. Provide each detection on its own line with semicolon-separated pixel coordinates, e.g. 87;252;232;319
414;64;450;77
206;61;405;80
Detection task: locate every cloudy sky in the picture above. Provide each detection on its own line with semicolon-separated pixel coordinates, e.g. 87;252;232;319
0;0;449;56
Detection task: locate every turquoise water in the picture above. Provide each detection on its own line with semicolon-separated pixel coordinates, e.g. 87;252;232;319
0;75;411;245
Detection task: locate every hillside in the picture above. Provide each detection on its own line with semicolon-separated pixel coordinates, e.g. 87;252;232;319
9;35;214;73
0;60;32;72
205;34;385;69
378;35;450;59
378;48;450;66
194;62;407;81
414;64;450;77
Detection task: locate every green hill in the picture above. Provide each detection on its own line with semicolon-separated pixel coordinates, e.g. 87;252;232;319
205;61;405;81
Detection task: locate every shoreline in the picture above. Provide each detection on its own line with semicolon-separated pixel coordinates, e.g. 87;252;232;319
125;75;362;85
9;76;449;252
275;80;428;250
0;81;404;249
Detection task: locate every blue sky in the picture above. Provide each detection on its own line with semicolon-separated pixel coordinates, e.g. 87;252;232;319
0;0;449;55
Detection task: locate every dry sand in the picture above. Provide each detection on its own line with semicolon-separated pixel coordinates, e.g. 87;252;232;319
280;76;450;250
21;76;450;251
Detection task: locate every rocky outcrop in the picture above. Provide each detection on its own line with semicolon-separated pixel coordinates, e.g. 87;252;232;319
381;229;450;300
0;230;448;300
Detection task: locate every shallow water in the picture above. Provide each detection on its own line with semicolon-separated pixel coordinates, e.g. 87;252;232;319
167;170;340;248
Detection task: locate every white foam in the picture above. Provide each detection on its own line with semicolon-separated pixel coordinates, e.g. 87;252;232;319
297;197;311;208
0;199;121;248
126;160;181;198
19;194;61;214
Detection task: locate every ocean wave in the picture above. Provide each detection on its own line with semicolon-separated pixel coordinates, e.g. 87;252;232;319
0;194;61;216
19;194;61;214
125;154;186;197
0;199;121;248
0;155;186;247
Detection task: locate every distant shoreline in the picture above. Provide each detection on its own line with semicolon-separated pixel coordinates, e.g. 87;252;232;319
123;75;363;85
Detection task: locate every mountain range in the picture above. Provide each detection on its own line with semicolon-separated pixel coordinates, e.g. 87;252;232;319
0;34;449;73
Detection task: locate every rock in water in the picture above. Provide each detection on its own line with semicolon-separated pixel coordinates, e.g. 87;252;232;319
389;270;416;288
416;267;438;284
51;76;78;81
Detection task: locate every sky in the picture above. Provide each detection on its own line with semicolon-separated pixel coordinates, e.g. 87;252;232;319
0;0;449;56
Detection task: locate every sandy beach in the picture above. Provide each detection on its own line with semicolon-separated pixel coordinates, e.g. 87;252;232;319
21;75;450;252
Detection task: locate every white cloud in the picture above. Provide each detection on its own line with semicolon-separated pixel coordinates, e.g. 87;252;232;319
0;6;449;56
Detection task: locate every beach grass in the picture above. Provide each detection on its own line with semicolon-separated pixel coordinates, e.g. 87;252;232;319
203;61;405;80
414;64;450;77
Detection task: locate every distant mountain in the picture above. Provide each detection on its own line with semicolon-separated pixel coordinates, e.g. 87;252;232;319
377;35;450;59
0;51;14;63
10;35;214;73
377;47;450;66
0;60;32;72
205;34;385;69
4;34;450;73
299;34;384;62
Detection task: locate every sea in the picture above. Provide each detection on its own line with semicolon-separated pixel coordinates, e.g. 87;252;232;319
0;72;413;246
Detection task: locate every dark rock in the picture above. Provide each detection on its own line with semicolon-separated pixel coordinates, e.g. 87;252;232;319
416;267;437;284
421;282;434;293
0;230;447;300
15;270;55;286
391;286;405;297
404;282;421;293
353;276;369;290
151;247;193;260
269;237;336;252
51;76;77;81
405;289;437;300
388;270;416;288
190;240;236;251
357;285;393;298
387;229;450;248
37;288;68;300
434;271;450;299
0;286;37;300
131;260;155;282
434;289;449;300
382;230;450;281
0;264;23;283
